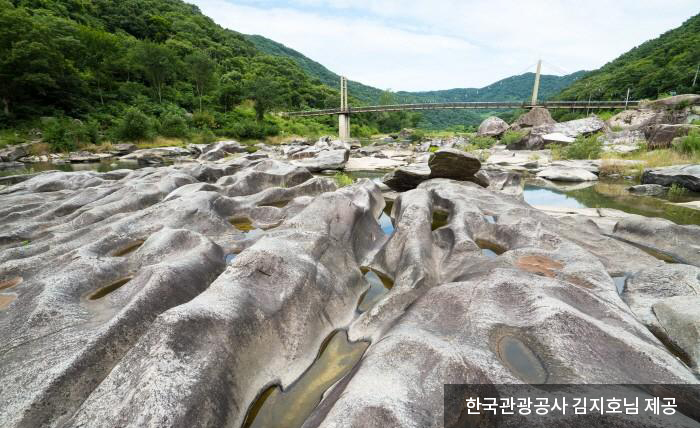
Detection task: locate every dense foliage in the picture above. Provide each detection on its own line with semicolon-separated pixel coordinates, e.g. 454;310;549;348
0;0;354;145
557;13;700;100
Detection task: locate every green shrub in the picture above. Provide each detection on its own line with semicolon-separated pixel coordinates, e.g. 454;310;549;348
160;114;189;138
672;129;700;155
192;111;217;129
114;108;154;141
562;134;603;159
428;146;439;152
190;129;217;145
409;129;425;142
244;145;258;153
42;118;93;152
470;135;496;149
668;183;688;200
500;130;524;146
333;172;353;187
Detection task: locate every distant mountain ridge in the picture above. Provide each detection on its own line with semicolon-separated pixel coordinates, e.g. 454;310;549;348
246;34;586;127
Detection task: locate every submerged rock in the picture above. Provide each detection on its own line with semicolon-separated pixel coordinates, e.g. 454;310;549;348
642;164;700;192
628;184;667;196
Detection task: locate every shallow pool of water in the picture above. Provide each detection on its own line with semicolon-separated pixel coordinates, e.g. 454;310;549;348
524;181;700;226
0;160;147;177
242;330;369;428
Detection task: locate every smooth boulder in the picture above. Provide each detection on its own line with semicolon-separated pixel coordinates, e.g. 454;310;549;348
291;148;349;172
382;163;431;191
510;107;555;130
427;148;481;181
477;116;509;137
642;164;700;192
536;166;598;182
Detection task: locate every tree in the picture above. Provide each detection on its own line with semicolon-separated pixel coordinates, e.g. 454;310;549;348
186;52;215;111
245;74;284;121
130;41;177;103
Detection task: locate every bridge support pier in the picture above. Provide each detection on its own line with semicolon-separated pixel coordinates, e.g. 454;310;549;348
338;113;350;141
339;76;350;140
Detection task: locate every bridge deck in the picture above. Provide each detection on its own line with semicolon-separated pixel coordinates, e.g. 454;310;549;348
282;100;638;117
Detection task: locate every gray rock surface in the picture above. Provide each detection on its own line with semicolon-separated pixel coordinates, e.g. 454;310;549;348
291;148;349;172
644;124;699;149
536;166;598;182
0;143;33;162
653;296;700;373
477;116;509;137
510;107;555;130
1;157;699;427
198;140;247;161
613;214;700;266
607;108;665;131
642;164;700;192
548;116;607;137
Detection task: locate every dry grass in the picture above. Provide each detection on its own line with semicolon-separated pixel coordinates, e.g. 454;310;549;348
83;142;114;153
135;137;187;149
602;149;700;168
28;142;50;156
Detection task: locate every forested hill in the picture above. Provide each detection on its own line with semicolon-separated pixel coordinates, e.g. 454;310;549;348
1;0;339;138
557;12;700;100
247;33;586;128
248;33;586;105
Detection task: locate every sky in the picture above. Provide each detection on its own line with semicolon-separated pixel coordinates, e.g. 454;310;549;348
189;0;699;91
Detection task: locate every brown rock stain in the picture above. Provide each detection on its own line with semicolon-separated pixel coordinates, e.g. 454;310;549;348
515;255;563;278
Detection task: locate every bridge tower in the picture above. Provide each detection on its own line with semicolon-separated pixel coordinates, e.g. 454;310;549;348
531;59;542;106
339;76;350;140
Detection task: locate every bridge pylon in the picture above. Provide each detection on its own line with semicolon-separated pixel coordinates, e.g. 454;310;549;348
531;59;542;106
339;76;350;140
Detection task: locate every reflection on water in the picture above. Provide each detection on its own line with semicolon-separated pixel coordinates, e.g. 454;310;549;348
357;270;394;313
0;160;145;177
497;335;548;384
242;330;369;428
612;276;627;294
524;180;700;226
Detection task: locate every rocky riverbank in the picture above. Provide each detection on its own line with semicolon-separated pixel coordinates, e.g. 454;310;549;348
1;131;700;426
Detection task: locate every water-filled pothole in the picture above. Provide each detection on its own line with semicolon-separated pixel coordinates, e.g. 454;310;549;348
378;212;394;235
88;277;132;300
496;335;548;384
431;210;450;231
612;276;627;294
515;255;563;278
0;276;22;291
230;217;256;231
225;253;238;264
357;269;394;313
484;215;496;224
112;240;144;257
0;294;17;310
475;239;506;259
260;200;291;208
241;330;369;428
230;217;265;238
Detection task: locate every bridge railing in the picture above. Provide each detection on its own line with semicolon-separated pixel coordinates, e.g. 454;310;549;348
280;100;639;117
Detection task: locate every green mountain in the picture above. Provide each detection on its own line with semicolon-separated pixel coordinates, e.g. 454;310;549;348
557;12;700;100
246;34;586;127
1;0;340;141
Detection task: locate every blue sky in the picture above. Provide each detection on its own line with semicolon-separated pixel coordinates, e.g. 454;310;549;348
190;0;699;91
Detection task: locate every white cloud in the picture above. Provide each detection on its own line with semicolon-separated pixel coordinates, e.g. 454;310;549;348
190;0;699;91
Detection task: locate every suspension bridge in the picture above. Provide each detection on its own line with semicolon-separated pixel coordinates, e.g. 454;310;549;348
281;60;638;140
